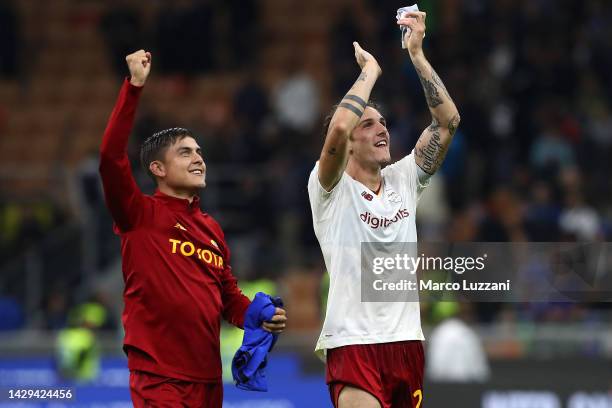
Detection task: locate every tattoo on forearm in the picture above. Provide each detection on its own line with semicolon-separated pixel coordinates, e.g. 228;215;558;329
344;94;367;109
415;123;449;174
357;71;367;82
431;68;451;100
338;102;363;117
448;114;460;136
415;67;443;108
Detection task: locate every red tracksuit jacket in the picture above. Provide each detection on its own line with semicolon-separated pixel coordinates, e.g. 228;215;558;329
99;79;250;382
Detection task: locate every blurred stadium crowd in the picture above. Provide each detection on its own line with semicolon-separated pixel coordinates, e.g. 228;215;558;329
1;0;611;355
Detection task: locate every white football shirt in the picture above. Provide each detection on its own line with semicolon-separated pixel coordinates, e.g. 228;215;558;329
308;152;429;356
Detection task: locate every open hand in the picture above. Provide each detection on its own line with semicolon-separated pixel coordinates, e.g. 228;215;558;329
353;42;382;78
262;307;287;334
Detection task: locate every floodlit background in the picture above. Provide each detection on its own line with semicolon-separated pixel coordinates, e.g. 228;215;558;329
1;0;611;406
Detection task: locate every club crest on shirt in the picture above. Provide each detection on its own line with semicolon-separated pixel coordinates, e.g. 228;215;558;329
361;191;374;201
386;190;402;204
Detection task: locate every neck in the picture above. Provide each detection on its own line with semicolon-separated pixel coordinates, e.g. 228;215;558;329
346;159;382;192
158;183;198;203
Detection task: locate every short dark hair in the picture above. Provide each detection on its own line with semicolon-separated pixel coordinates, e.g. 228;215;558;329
321;100;383;139
140;127;195;179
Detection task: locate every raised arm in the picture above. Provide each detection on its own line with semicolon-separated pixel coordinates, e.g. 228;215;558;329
318;42;382;191
99;50;151;231
398;12;461;175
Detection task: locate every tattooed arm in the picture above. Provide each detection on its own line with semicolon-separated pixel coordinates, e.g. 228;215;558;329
319;42;382;191
398;12;460;175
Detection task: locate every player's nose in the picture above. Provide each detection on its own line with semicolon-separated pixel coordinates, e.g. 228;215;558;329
376;127;389;140
192;153;204;166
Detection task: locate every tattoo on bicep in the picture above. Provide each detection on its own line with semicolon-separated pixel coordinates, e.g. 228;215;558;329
327;147;337;155
431;68;451;100
415;126;449;174
415;67;443;108
429;117;440;131
448;114;460;136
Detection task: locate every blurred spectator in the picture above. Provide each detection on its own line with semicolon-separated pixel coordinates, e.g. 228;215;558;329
234;70;270;132
231;69;272;164
273;59;320;133
55;302;107;382
529;124;575;174
446;207;479;242
524;181;561;241
427;302;490;382
478;187;527;242
560;191;602;241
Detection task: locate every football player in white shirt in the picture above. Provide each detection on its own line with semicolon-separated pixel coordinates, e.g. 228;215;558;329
308;11;460;408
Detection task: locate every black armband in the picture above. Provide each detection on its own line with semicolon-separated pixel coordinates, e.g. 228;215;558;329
343;94;367;109
338;102;363;117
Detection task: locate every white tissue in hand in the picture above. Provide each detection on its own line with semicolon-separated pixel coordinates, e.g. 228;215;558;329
396;4;420;49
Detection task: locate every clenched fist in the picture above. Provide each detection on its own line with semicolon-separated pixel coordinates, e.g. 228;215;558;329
126;50;152;87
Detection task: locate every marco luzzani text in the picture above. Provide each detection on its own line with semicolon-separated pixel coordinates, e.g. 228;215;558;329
371;253;511;292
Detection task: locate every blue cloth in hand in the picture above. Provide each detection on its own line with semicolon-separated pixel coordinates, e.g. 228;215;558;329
232;292;283;392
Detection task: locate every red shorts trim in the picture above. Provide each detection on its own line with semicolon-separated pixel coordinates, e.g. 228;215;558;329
129;370;223;408
326;341;425;408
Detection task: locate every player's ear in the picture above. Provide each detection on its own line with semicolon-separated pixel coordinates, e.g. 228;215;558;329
149;161;166;178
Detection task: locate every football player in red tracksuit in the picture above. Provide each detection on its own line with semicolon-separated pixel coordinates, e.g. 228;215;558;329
99;50;287;407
